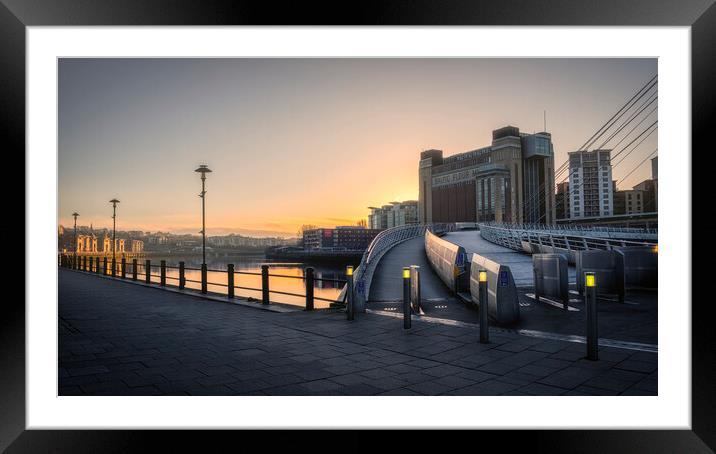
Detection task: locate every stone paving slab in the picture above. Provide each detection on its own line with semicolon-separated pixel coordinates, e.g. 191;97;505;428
58;269;657;396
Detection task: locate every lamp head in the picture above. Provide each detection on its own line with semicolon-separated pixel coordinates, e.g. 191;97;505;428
195;164;212;175
109;198;120;205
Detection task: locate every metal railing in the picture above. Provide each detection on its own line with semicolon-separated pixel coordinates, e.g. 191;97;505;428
351;223;455;309
478;223;657;254
58;254;346;310
480;221;658;238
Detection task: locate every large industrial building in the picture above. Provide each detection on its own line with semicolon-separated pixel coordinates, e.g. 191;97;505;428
418;126;556;225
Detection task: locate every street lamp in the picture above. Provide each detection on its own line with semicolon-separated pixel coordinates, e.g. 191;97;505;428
109;199;120;275
72;212;79;268
195;165;212;294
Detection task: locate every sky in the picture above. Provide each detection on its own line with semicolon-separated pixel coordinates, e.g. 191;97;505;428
58;58;657;237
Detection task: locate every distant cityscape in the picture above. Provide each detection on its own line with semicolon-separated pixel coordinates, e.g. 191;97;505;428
59;125;658;256
58;225;299;255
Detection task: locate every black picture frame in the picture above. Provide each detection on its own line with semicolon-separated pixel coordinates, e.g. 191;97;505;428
4;0;712;451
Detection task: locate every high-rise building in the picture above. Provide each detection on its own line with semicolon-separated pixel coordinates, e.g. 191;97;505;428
568;149;613;218
368;201;418;229
418;126;556;225
555;181;570;220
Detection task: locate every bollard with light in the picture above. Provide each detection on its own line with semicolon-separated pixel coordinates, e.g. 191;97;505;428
585;272;598;360
346;265;354;320
402;267;411;329
478;270;489;343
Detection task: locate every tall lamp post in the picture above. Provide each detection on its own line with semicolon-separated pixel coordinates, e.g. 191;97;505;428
72;212;79;268
195;165;212;293
109;199;120;275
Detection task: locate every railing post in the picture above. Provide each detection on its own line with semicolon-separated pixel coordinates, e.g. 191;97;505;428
201;263;208;294
121;257;126;278
402;267;411;329
346;266;354;320
585;272;598;360
478;270;489;343
111;258;116;277
103;257;108;275
83;256;87;271
305;267;314;311
178;261;185;289
95;257;100;274
261;265;269;304
145;259;151;284
160;260;166;286
132;258;138;280
227;264;234;298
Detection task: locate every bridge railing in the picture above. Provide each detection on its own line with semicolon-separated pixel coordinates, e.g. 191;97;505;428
478;223;657;261
480;221;658;238
351;223;455;310
58;254;346;310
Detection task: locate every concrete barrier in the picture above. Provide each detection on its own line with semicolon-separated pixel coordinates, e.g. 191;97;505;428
469;254;520;324
533;253;569;307
615;246;658;290
576;250;625;301
424;230;467;293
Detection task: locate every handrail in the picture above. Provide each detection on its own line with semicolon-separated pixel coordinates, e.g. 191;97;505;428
57;254;345;309
478;223;657;256
351;223;456;309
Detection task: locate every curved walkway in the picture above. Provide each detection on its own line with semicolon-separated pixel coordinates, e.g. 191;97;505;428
368;236;477;322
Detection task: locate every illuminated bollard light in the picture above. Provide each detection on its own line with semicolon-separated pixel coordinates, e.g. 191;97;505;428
403;267;411;329
585;272;598;361
346;265;354;321
478;270;489;344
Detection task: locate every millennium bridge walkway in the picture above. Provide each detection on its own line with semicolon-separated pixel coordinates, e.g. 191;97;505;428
57;222;658;396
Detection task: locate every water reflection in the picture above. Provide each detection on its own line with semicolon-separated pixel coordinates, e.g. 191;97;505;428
95;255;347;309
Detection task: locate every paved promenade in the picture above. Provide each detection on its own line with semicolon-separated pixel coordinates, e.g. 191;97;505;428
59;269;657;396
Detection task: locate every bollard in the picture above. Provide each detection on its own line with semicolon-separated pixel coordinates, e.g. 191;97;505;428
227;264;234;298
145;259;151;284
478;270;489;343
121;257;126;279
305;267;314;311
83;256;87;271
346;266;354;320
160;260;166;286
261;265;269;304
402;267;411;329
103;257;108;275
178;261;185;289
132;258;137;280
95;257;100;274
111;258;116;277
410;265;421;313
585;272;599;360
